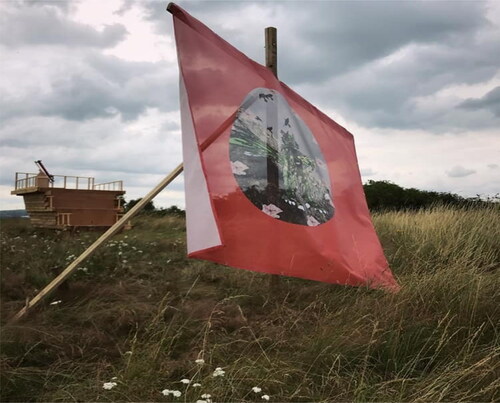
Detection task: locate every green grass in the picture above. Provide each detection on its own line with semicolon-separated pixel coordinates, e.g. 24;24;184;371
1;206;499;402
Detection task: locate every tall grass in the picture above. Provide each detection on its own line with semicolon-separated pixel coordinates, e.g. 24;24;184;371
1;206;499;401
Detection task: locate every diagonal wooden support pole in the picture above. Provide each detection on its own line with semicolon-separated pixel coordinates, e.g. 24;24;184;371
8;163;184;324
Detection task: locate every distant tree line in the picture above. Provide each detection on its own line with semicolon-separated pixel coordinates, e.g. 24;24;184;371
124;198;185;217
363;180;497;211
122;181;498;216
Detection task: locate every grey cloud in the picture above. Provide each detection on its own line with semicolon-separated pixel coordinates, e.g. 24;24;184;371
304;34;500;132
459;86;500;117
141;0;500;132
0;51;179;122
447;165;476;178
0;3;127;48
488;163;499;169
22;0;77;14
281;1;489;84
146;1;489;83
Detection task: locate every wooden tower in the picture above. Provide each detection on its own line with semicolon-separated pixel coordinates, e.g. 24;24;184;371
11;162;125;229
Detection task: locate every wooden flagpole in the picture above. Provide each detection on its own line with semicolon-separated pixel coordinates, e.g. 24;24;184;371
265;26;283;291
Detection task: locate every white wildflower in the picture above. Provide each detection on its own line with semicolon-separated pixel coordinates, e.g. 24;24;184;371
195;358;205;365
49;300;62;305
196;400;207;403
180;378;191;384
262;395;270;401
161;389;182;397
212;367;225;377
201;394;211;399
192;383;201;388
252;386;262;393
103;382;117;390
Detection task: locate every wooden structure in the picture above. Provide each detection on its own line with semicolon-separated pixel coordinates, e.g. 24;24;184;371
12;170;125;229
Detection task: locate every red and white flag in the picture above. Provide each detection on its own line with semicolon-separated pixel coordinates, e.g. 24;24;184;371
171;4;399;291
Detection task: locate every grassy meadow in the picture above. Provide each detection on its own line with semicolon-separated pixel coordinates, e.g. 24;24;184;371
1;206;499;402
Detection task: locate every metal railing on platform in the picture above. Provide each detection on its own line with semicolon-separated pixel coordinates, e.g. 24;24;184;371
14;173;123;192
93;181;123;191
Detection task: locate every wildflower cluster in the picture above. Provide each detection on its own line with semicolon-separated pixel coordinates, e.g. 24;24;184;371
161;389;182;397
212;367;225;377
102;382;117;390
102;377;118;390
252;386;270;400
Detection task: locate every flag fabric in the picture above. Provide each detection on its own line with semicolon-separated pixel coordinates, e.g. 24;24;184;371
171;3;399;291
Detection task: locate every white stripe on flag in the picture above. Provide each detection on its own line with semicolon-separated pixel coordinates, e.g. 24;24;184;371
180;76;222;254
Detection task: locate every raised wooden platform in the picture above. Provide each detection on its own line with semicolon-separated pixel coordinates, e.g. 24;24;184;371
12;172;125;229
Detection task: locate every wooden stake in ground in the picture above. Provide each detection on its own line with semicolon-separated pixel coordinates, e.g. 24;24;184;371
265;26;283;291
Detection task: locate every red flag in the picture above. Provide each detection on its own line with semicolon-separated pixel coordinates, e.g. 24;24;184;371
171;4;399;291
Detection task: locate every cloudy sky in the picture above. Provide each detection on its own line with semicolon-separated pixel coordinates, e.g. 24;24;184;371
1;0;499;210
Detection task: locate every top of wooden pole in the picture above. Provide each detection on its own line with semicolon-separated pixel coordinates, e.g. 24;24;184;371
166;2;175;14
265;27;277;78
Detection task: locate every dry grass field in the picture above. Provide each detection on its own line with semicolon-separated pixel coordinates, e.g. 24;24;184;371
1;206;499;402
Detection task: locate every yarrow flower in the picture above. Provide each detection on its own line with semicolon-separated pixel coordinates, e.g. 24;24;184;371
180;378;191;384
103;382;117;390
252;386;262;393
201;394;211;399
262;204;283;219
231;160;249;176
195;358;205;365
192;383;202;388
212;367;225;377
262;395;270;401
161;389;182;397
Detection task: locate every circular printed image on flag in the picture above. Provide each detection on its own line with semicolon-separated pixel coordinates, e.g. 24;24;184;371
229;88;335;226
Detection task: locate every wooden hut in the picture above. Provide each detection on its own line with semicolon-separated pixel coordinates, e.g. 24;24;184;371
11;168;125;229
